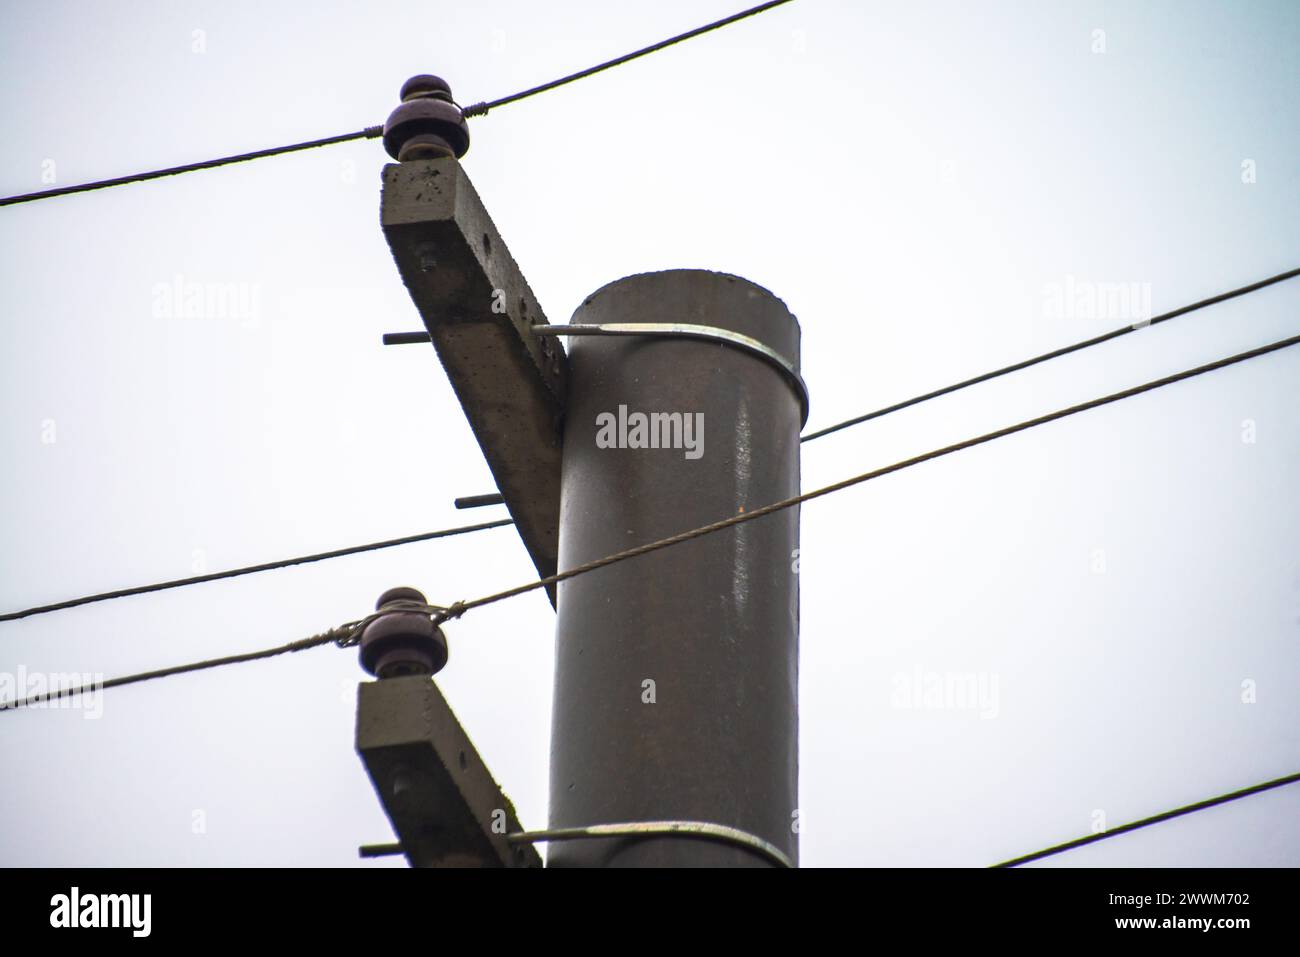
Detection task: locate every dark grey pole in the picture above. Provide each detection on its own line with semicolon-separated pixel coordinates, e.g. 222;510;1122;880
548;270;804;867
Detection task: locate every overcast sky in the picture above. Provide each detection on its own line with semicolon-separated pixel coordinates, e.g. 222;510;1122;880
1;0;1297;867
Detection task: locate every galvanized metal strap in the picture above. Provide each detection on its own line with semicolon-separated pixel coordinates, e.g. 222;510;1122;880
506;820;795;868
531;323;810;425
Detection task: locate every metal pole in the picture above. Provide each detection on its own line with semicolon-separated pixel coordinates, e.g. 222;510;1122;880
548;269;804;867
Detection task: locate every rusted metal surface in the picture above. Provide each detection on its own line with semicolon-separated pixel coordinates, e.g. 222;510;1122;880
548;269;802;867
381;157;565;605
356;675;541;868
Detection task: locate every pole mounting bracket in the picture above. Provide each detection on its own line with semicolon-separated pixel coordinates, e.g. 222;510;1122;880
532;323;809;426
508;820;794;868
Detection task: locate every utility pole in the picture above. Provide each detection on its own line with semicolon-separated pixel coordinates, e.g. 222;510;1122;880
369;77;806;867
546;272;805;867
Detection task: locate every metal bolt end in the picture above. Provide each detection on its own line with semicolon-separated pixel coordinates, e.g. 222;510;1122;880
359;586;449;679
384;75;470;161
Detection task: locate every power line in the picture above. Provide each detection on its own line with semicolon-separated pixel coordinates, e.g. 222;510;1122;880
0;127;382;207
0;1;795;207
992;770;1300;867
429;331;1299;622
461;0;795;117
0;598;443;713
0;518;513;624
0;626;354;712
801;266;1300;443
6;332;1295;712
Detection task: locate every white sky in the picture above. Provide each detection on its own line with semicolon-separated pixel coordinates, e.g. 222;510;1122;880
1;0;1297;867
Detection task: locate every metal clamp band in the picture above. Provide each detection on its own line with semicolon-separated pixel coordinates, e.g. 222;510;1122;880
532;323;810;425
506;820;795;868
